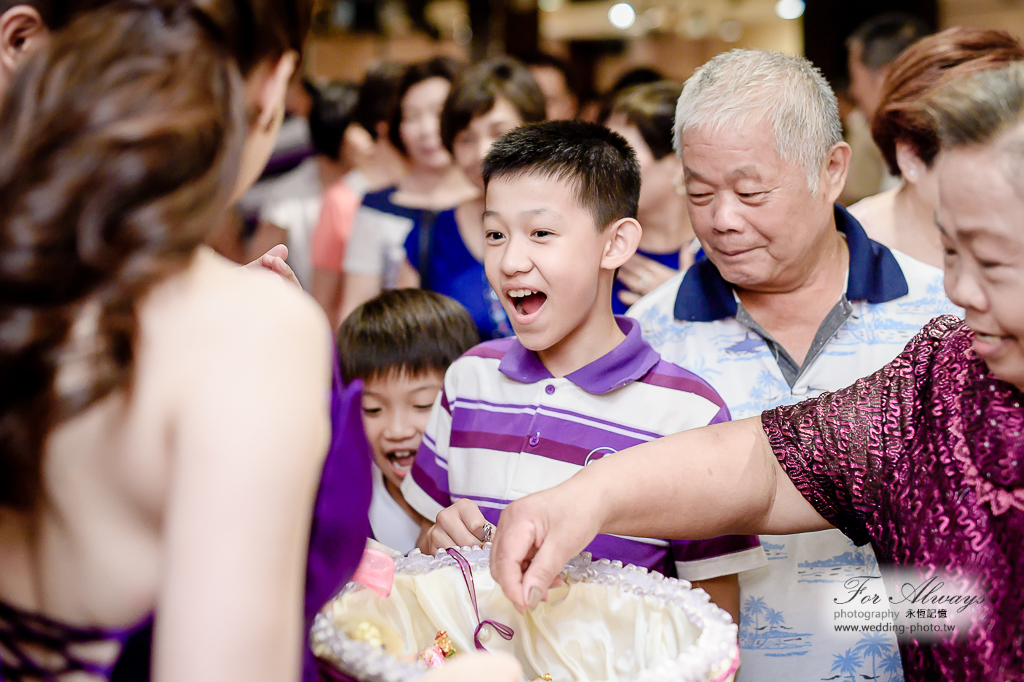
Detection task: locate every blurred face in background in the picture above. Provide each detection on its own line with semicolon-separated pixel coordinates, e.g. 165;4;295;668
894;141;940;211
847;42;889;120
340;122;374;170
605;113;681;218
399;76;452;171
530;64;576;120
452;96;523;190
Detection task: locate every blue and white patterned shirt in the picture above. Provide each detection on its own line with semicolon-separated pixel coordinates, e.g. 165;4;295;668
628;206;959;682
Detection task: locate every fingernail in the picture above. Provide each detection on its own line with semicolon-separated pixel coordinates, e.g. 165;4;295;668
527;587;542;610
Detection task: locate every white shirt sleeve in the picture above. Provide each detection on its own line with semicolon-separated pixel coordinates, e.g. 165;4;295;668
343;206;415;276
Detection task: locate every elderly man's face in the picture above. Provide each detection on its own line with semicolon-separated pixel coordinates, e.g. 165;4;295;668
680;117;839;293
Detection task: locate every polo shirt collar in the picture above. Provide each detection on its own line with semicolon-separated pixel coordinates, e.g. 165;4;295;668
673;204;910;322
498;316;661;394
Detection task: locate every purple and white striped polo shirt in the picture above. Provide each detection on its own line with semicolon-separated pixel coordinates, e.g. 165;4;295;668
401;317;766;580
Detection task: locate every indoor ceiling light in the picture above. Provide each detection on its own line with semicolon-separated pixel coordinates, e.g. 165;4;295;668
775;0;805;21
609;2;636;30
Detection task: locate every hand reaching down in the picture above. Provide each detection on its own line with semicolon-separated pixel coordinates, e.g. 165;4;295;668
418;498;492;554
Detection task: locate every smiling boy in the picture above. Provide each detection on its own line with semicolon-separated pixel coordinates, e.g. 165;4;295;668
337;288;480;554
400;121;765;622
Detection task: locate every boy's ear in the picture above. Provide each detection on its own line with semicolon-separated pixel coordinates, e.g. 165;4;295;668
601;217;642;271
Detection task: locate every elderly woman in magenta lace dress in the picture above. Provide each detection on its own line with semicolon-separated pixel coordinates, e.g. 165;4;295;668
491;63;1024;682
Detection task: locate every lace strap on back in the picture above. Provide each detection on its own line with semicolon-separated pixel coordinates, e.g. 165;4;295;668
0;599;125;681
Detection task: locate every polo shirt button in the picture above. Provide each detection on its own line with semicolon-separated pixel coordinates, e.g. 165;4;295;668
529;432;540;446
545;385;555;395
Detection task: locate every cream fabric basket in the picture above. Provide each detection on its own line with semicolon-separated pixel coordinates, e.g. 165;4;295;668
311;545;739;682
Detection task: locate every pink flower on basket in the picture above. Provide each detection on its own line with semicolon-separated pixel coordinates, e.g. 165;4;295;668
419;645;446;668
350;549;396;599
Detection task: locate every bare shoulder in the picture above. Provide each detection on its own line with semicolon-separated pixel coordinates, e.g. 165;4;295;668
847;189;897;243
146;247;329;359
137;247;332;416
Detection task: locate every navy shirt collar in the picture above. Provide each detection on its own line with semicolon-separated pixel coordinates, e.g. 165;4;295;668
498;317;660;394
673;204;909;322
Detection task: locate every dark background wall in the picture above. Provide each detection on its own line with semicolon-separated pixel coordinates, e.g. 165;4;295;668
803;0;939;88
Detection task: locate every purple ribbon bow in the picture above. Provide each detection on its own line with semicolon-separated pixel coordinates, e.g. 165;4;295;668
446;548;515;650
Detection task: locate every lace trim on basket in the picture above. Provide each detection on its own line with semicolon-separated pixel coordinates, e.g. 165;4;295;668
310;544;739;682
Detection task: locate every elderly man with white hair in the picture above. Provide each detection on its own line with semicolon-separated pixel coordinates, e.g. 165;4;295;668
626;50;957;681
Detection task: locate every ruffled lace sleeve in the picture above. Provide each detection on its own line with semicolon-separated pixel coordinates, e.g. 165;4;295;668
761;315;966;546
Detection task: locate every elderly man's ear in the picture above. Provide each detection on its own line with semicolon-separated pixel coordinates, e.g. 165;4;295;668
821;141;852;204
0;5;49;85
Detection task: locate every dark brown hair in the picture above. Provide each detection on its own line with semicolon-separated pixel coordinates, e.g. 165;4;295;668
0;0;312;511
440;57;546;152
63;0;311;75
353;61;405;142
337;289;479;384
608;81;683;161
872;27;1024;176
388;56;462;157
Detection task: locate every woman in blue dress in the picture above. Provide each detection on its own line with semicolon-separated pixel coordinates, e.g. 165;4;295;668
339;57;479;319
402;58;546;339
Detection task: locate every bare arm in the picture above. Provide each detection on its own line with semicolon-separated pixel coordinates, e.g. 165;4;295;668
691;575;740;626
153;278;332;682
491;416;829;612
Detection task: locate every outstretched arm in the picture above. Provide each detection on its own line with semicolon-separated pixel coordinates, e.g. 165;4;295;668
490;416;829;612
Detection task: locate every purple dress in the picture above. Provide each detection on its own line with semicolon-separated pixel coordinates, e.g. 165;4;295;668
303;365;373;682
762;315;1023;681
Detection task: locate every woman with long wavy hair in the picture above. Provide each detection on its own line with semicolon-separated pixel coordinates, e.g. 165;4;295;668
0;2;330;680
0;2;520;680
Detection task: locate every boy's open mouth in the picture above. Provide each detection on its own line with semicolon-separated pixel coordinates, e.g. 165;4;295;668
508;288;547;317
385;449;416;475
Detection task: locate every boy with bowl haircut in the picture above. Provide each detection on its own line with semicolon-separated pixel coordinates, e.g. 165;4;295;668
400;121;765;622
338;288;479;554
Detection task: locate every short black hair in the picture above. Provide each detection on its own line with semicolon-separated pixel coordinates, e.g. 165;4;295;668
847;12;931;71
388;56;462;156
353;61;405;141
337;289;479;384
608;81;682;160
441;57;546;152
482;120;640;231
307;80;359;161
